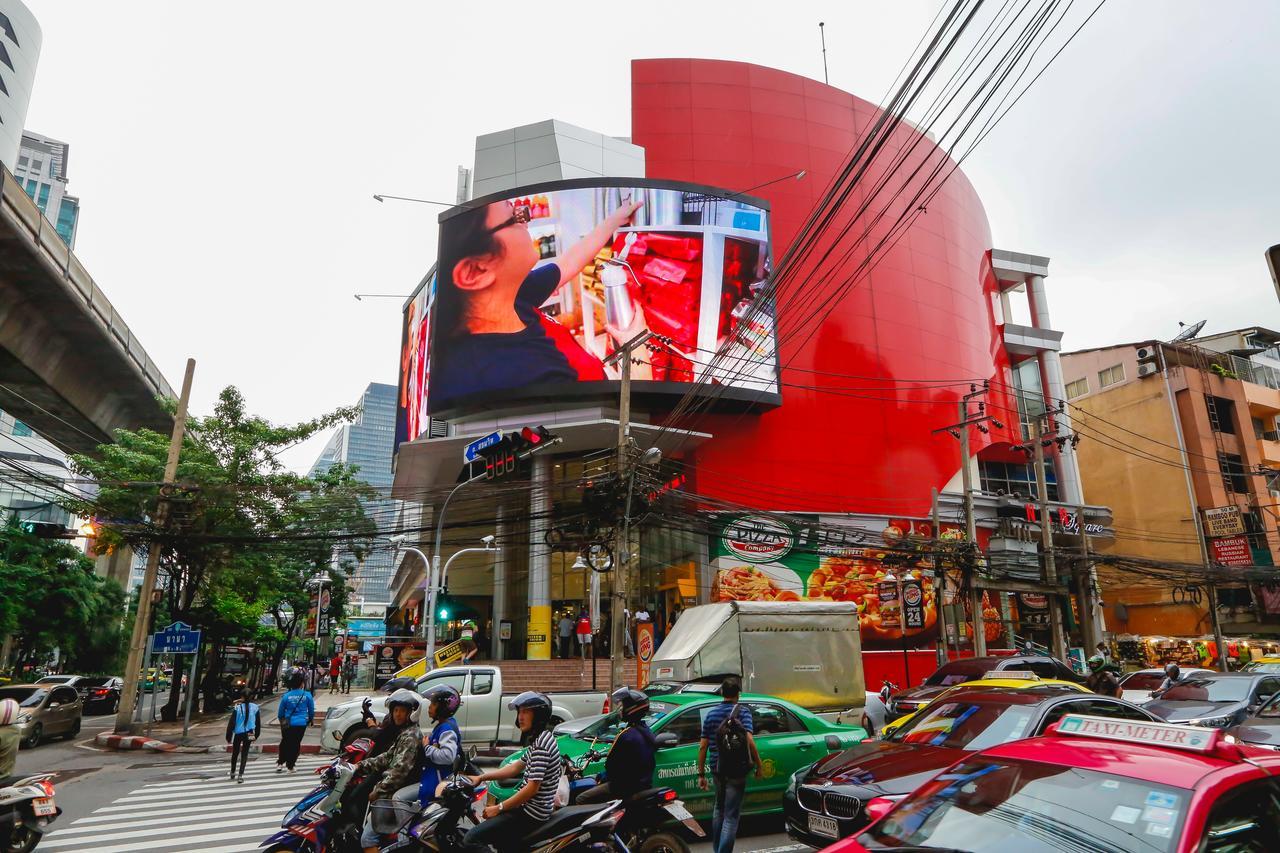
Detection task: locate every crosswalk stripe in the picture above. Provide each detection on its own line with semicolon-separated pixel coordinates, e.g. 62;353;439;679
43;756;329;853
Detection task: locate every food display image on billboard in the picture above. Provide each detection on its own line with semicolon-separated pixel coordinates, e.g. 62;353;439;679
428;179;776;415
396;271;436;446
710;514;1004;649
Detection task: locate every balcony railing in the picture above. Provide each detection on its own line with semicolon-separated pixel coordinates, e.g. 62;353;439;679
1233;355;1280;390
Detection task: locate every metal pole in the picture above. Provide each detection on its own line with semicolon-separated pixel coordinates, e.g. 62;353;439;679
1032;418;1068;660
116;358;195;733
181;644;199;742
959;401;986;656
428;470;488;664
611;345;633;694
313;579;324;669
1076;504;1099;654
931;488;950;664
898;574;910;686
819;22;829;84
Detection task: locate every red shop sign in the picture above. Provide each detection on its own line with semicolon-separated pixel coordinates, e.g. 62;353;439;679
1210;535;1252;566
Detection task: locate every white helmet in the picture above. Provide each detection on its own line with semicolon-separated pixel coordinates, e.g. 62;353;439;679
0;699;19;726
386;689;422;724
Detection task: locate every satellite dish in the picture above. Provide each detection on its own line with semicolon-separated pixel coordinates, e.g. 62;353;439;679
1170;320;1206;343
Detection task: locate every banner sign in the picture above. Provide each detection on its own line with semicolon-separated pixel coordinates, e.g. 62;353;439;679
1210;535;1252;566
637;622;655;688
903;579;926;630
1204;506;1245;538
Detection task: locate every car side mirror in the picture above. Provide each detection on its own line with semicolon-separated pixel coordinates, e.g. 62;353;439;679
655;732;679;748
47;702;59;709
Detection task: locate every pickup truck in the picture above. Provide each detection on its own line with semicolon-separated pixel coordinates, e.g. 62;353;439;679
318;664;608;752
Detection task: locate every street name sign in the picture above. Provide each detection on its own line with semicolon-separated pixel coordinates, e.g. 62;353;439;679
152;621;202;654
463;431;503;462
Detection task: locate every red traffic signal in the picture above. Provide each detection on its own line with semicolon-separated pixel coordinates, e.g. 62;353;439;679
478;426;558;480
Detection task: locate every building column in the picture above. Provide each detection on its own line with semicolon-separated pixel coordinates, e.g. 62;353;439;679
526;455;552;660
1026;275;1084;506
492;503;508;661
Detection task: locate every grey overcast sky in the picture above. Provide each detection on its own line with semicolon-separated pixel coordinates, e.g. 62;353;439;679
19;1;1280;471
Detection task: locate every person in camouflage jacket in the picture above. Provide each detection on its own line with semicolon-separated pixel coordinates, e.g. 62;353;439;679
359;690;424;852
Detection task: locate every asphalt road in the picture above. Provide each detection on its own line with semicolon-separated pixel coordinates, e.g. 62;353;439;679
19;710;800;853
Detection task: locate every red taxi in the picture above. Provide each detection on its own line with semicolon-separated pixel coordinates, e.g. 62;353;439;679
822;714;1280;852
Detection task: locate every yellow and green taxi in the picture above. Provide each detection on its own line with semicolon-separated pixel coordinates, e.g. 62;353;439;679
881;671;1089;735
491;692;867;818
1244;656;1280;674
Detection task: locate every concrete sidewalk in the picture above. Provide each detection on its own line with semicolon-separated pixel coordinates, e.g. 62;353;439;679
97;686;372;754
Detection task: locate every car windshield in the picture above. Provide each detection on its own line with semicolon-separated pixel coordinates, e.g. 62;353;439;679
643;682;685;697
925;660;997;687
77;677;114;687
1158;678;1251;703
1245;662;1280;674
1118;673;1164;692
887;700;1037;751
0;687;48;707
859;757;1188;853
576;701;675;742
35;676;72;684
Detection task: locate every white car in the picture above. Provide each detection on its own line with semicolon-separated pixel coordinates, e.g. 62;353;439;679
1117;667;1215;704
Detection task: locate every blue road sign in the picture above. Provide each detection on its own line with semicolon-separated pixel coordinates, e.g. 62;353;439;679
153;621;202;654
463;431;503;462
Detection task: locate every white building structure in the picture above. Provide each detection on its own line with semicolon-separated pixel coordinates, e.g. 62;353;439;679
0;0;40;171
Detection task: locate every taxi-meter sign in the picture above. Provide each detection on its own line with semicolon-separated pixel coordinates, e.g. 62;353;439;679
982;670;1039;681
1056;714;1217;753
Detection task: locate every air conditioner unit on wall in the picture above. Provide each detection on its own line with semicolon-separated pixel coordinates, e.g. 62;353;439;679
1137;361;1159;377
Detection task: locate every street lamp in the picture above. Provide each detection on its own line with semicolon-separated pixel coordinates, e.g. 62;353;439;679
372;193;457;206
391;533;497;668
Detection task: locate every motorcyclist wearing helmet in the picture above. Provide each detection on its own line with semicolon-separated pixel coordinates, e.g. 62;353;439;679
464;691;563;853
417;684;463;803
1153;662;1182;698
578;687;657;804
359;689;424;853
1085;655;1120;697
0;699;19;786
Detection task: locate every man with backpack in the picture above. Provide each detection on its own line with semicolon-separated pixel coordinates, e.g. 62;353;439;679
696;676;762;853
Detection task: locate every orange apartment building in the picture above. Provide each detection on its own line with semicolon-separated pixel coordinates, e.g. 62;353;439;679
1061;327;1280;646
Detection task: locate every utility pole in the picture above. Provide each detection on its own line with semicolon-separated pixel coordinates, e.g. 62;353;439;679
1076;503;1100;654
935;386;1002;657
604;331;651;692
931;487;950;665
115;358;195;734
1031;417;1068;661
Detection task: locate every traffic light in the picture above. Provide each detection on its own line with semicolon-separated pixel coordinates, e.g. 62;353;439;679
17;520;74;539
478;425;559;481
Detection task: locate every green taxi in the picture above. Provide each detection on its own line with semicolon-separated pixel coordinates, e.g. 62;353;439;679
491;692;867;818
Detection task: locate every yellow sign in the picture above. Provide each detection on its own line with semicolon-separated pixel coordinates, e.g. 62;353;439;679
636;622;655;687
1204;506;1245;537
433;640;465;668
527;605;552;660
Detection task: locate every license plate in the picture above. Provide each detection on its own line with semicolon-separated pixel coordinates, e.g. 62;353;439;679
664;803;693;821
32;798;55;817
808;814;839;838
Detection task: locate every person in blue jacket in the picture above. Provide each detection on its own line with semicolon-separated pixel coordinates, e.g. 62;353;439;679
276;670;314;772
417;684;463;803
225;689;261;783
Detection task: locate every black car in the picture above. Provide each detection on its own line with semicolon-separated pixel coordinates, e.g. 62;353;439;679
884;655;1083;718
1143;671;1280;729
75;676;123;714
783;685;1158;847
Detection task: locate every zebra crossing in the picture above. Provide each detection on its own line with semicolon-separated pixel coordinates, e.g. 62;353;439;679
41;755;332;853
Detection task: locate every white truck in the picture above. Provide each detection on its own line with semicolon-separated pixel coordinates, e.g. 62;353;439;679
318;664;608;753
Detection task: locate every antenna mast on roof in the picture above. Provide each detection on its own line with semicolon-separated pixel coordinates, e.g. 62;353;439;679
819;22;829;85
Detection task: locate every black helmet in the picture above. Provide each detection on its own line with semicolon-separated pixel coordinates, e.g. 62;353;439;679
507;691;553;732
611;687;649;723
424;684;463;720
1165;662;1181;677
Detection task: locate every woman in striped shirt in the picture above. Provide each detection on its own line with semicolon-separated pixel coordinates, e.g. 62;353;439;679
464;691;563;852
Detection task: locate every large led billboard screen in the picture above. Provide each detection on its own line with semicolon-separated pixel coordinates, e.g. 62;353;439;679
396;269;435;447
427;179;777;416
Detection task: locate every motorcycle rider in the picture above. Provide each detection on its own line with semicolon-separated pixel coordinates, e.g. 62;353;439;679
578;687;657;803
417;684;463;803
0;699;17;786
359;689;424;853
1084;655;1120;697
464;691;563;853
1153;662;1182;698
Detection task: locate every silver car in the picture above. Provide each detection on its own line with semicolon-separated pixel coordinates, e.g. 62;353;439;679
0;684;83;748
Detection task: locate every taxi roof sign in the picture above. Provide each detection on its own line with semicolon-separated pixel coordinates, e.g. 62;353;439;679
1055;713;1221;753
982;670;1040;681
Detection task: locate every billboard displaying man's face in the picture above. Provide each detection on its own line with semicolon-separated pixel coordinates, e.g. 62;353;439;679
396;271;435;446
426;180;777;416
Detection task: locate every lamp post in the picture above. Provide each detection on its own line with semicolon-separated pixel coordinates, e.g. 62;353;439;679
306;574;330;670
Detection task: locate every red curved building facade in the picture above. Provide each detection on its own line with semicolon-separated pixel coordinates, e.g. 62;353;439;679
632;59;1020;515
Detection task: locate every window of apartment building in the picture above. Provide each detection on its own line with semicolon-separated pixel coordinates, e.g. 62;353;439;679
1219;452;1249;494
1244;510;1268;551
979;459;1059;502
1065;377;1089;399
11;421;31;437
1009;360;1046;441
1098;364;1125;388
36;184;49;211
1205;394;1237;434
16;155;27;167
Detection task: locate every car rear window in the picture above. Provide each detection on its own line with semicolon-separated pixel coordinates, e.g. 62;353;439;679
77;677;114;687
1119;673;1164;691
925;660;996;686
860;757;1188;853
1159;678;1251;703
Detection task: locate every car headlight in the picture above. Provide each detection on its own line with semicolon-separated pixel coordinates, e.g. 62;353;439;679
1191;715;1233;728
788;764;812;795
327;706;350;721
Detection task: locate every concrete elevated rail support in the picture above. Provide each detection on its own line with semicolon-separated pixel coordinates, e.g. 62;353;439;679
0;166;174;454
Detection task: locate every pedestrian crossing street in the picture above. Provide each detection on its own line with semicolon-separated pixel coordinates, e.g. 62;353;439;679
41;755;332;853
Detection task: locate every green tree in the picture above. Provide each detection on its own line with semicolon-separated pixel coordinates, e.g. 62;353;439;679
0;518;124;674
67;387;378;716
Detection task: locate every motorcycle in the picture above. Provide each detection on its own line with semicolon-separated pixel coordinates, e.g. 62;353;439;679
0;774;61;852
560;749;702;853
260;737;374;853
372;756;489;852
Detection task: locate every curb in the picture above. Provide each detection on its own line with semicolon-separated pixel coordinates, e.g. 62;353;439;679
94;733;214;754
